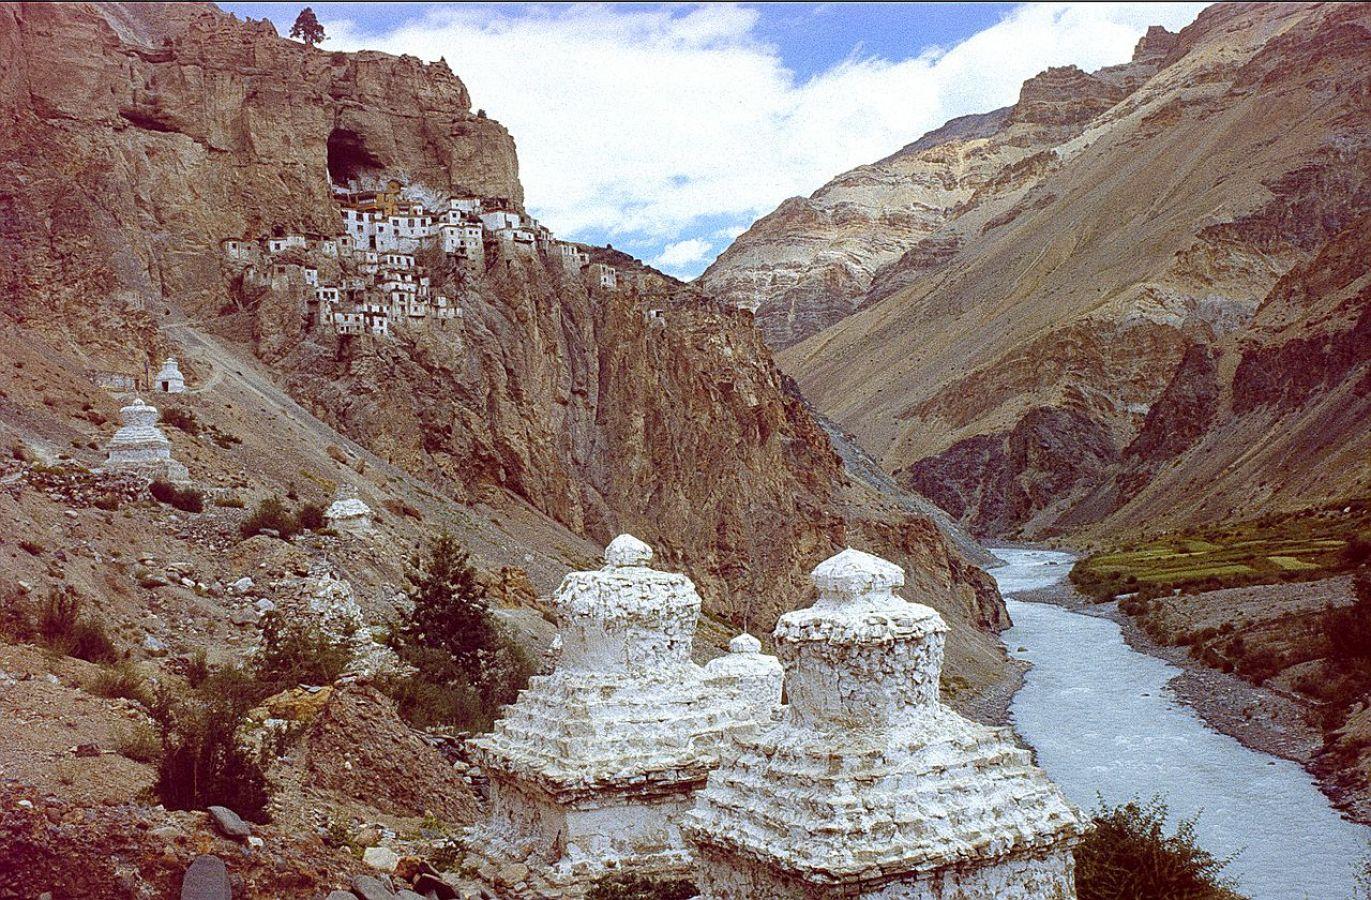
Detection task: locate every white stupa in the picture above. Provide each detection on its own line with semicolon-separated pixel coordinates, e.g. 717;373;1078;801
153;357;185;393
324;495;375;537
464;534;783;888
100;398;189;482
684;547;1086;899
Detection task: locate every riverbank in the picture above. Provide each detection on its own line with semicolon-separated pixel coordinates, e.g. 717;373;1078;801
992;548;1370;899
1012;575;1370;826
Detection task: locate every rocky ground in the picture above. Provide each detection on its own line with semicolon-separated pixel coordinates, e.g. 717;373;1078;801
1012;576;1370;825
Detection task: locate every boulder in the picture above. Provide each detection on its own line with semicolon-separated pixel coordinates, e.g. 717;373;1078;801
362;845;400;872
414;873;458;899
206;805;251;839
180;854;232;900
350;875;398;900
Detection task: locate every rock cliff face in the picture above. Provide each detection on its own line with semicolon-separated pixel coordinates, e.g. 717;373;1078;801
0;1;519;339
721;1;1370;539
0;3;1007;689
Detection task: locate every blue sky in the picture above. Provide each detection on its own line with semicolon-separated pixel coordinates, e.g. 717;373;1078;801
222;3;1206;278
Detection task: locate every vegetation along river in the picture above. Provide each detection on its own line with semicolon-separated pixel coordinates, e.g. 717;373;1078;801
993;547;1369;899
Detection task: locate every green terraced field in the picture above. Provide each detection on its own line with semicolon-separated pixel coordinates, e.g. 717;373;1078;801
1070;499;1371;598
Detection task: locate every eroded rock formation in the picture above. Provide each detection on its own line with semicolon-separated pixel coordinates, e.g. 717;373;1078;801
717;2;1371;539
0;2;1008;692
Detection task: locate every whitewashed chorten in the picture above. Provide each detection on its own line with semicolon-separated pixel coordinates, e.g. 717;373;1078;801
100;398;189;482
684;547;1086;899
465;534;783;887
154;357;185;393
324;496;375;537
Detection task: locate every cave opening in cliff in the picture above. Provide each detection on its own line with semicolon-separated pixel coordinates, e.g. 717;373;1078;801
327;128;384;188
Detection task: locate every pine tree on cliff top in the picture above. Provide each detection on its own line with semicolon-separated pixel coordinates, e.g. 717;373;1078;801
290;7;325;47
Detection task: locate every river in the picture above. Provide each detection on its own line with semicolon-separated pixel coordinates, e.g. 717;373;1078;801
992;547;1369;900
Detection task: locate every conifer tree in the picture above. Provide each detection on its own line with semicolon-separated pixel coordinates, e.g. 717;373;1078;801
290;7;325;47
401;532;495;677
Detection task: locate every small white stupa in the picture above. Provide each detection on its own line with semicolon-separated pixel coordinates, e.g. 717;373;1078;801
100;398;189;482
684;547;1086;899
153;357;185;393
464;534;783;890
324;495;375;537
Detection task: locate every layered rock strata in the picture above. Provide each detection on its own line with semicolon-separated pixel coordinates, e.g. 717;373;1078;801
759;2;1371;538
464;535;783;890
684;548;1085;898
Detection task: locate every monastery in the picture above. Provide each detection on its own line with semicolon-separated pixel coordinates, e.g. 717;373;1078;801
221;177;656;340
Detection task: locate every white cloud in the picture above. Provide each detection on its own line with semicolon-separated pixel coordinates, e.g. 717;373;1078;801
324;2;1206;277
655;237;715;274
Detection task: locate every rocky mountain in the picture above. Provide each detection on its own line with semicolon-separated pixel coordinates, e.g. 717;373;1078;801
715;2;1371;540
0;1;1007;691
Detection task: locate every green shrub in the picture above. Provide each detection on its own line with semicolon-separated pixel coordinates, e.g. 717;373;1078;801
149;479;204;513
240;496;298;540
114;721;161;763
376;668;487;731
293;501;326;533
587;873;697;900
1075;796;1240;900
87;661;149;704
1344;536;1371;569
37;588;118;664
1325;572;1371;671
253;611;351;692
147;672;271;822
379;533;537;730
184;648;210;688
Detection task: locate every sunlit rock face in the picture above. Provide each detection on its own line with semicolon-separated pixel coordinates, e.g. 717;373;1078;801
464;535;783;885
100;398;189;482
684;547;1086;899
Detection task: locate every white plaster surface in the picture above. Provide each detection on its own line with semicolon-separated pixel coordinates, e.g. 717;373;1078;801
324;497;375;536
100;398;189;481
684;547;1086;898
465;534;782;880
154;357;185;393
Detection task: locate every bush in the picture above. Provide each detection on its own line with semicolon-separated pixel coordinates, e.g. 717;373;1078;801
213;495;246;509
1075;796;1240;900
149;479;204;513
1325;572;1371;671
147;672;271;822
1344;535;1371;569
293;501;326;533
36;588;118;664
587;874;697;900
113;721;161;763
240;496;298;540
253;611;351;692
87;661;149;704
19;539;43;556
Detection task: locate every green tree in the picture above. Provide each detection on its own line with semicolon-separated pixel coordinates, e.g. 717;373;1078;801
1076;796;1241;900
290;7;325;47
400;532;496;679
